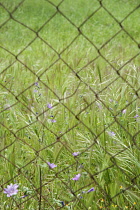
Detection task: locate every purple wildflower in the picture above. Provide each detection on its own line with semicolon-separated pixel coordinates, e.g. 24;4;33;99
4;183;19;197
47;104;53;109
78;195;83;199
72;174;81;181
34;82;39;86
134;114;139;118
33;89;38;92
47;162;57;169
21;195;28;198
50;119;56;123
60;201;65;207
87;187;95;193
72;152;79;156
122;109;126;114
107;131;116;137
96;102;102;109
77;191;86;199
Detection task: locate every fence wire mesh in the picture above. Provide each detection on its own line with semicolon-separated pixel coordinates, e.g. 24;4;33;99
0;0;140;209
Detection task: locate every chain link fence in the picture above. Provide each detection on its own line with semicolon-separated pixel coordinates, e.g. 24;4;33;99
0;0;140;209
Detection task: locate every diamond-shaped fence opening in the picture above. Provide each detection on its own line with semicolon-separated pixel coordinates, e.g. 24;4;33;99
0;6;9;25
18;38;59;75
59;0;100;27
0;19;36;54
0;0;140;209
12;0;57;31
39;13;79;53
61;35;99;70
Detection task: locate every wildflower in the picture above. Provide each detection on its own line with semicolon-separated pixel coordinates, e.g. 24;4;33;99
4;183;19;197
72;152;80;156
96;102;102;109
134;114;139;118
133;202;136;205
47;162;57;169
87;187;95;193
72;174;81;181
33;89;38;92
47;104;53;109
112;204;117;207
77;191;85;199
34;82;39;86
107;131;116;137
60;201;65;207
101;199;104;202
20;195;28;198
77;194;83;199
82;191;86;194
122;109;126;114
50;119;56;123
120;186;123;189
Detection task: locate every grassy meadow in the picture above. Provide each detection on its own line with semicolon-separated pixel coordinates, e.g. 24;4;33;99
0;0;140;209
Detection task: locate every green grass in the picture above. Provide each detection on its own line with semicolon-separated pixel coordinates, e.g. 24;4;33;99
0;0;140;209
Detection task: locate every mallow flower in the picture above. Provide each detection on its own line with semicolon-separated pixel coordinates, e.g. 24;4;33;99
47;162;57;169
4;183;19;197
72;174;81;181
